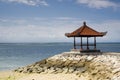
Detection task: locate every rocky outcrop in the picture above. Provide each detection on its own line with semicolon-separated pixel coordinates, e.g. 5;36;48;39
14;52;120;80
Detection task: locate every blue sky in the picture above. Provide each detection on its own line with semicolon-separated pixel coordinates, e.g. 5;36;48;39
0;0;120;43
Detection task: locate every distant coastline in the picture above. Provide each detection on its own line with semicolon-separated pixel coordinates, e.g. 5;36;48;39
0;42;120;44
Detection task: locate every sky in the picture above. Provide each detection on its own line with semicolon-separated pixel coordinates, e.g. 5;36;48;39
0;0;120;43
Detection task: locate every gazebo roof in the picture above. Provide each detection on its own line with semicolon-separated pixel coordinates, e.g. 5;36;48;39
65;22;107;37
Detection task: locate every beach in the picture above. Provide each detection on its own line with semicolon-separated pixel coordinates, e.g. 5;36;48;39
0;71;80;80
1;52;120;80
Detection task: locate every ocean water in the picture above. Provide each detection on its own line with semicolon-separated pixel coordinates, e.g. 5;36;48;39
0;43;120;71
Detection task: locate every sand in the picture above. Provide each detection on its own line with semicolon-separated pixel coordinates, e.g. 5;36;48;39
0;71;80;80
1;52;120;80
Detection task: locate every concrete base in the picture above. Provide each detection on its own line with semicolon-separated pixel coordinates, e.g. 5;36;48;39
71;49;101;53
80;49;100;53
71;49;80;52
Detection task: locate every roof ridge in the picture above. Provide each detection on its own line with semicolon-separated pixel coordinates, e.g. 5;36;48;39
80;25;86;34
65;22;107;37
85;25;100;33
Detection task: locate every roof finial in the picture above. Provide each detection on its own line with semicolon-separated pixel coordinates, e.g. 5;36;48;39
83;21;86;26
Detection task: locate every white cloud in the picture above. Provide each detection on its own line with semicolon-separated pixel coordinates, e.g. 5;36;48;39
76;0;118;9
1;0;48;6
0;17;120;42
0;17;79;42
55;17;78;20
89;20;120;42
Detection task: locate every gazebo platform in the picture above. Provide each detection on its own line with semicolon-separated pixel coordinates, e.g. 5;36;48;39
71;49;100;53
80;49;100;53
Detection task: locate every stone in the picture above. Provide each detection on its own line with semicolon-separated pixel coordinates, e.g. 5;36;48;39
15;68;24;73
75;61;85;67
28;69;33;73
14;52;120;80
47;67;56;73
54;60;64;67
68;67;75;73
42;66;48;70
86;56;94;61
37;67;44;73
112;68;120;74
71;60;79;64
62;67;69;73
55;68;63;73
79;75;87;80
63;60;71;66
46;59;54;65
76;67;86;73
112;76;120;80
35;59;46;65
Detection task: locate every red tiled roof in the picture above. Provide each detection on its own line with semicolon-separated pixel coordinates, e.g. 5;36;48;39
65;22;107;37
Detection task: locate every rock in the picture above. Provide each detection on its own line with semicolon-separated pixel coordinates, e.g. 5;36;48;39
14;52;120;80
68;67;75;73
37;67;44;73
76;67;86;73
112;76;120;80
62;67;69;73
86;56;94;61
79;75;87;80
46;59;55;66
55;68;63;73
112;68;120;74
32;68;38;73
63;60;71;66
35;59;46;65
47;67;56;73
14;67;24;73
54;60;64;67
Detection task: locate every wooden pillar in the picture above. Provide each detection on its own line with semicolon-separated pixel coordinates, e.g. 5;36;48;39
94;37;96;50
80;37;83;50
74;37;76;49
87;37;89;50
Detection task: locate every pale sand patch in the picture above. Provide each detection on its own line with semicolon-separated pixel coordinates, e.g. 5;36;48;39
0;71;28;80
18;73;80;80
0;71;80;80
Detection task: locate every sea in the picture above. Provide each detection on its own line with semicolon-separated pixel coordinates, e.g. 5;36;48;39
0;42;120;71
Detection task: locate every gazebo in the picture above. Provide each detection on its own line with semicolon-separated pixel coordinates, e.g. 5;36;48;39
65;22;107;52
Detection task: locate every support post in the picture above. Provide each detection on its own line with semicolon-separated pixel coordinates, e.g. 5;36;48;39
87;37;89;50
74;37;76;49
80;37;83;50
94;37;96;50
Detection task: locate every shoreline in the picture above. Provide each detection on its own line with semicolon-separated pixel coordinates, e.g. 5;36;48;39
1;51;120;80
